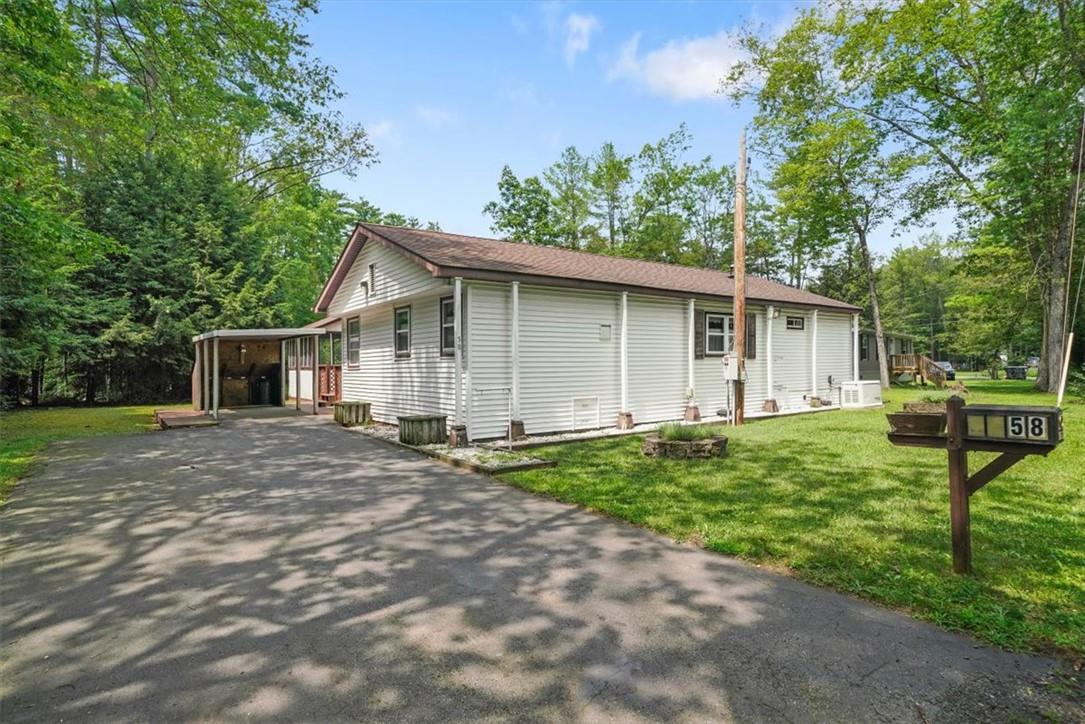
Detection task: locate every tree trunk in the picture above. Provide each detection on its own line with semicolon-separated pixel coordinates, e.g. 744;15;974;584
857;227;890;388
1037;109;1083;391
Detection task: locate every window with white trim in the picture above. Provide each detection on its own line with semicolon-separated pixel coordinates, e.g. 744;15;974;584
705;313;733;355
860;333;870;361
785;315;805;330
346;317;361;366
394;306;411;358
440;297;455;356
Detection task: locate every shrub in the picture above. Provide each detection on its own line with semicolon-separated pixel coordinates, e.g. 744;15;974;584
657;423;726;441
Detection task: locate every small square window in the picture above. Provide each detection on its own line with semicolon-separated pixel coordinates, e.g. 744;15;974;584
394;306;411;358
705;313;733;355
785;315;805;331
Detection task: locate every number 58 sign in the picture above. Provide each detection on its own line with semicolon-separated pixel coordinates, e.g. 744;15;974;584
964;405;1062;446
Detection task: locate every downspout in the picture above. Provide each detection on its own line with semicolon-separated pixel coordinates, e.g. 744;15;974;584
685;298;700;421
810;309;819;399
212;336;220;419
510;282;523;438
618;292;631;429
852;313;860;381
766;305;775;410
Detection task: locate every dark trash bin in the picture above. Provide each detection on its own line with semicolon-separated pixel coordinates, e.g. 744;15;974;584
1005;366;1027;380
251;377;272;405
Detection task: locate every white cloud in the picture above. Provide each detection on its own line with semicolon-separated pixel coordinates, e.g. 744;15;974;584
415;105;456;129
608;29;745;101
563;13;600;66
368;120;398;141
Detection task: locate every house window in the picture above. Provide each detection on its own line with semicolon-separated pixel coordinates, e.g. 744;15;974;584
705;313;733;355
785;315;805;331
860;333;870;361
346;317;361;366
440;297;455;356
394;306;411;358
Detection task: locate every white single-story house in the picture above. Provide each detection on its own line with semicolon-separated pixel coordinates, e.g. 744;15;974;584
291;223;866;441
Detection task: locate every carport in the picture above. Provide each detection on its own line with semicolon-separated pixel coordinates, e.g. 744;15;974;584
192;328;327;419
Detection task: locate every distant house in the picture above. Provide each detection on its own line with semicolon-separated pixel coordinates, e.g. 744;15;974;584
858;329;917;381
292;223;864;441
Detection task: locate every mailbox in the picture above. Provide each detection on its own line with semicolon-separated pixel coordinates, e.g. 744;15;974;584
962;405;1062;446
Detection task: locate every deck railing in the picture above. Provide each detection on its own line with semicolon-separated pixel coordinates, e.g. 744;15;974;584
889;353;946;388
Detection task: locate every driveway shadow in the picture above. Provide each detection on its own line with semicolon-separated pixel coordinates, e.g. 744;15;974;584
0;416;1065;722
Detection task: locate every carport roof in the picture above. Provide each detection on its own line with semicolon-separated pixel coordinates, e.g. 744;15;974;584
192;328;326;343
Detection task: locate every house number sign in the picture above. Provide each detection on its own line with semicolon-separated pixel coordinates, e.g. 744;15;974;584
962;405;1062;446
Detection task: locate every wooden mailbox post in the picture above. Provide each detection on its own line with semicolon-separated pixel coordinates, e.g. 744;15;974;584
888;396;1063;574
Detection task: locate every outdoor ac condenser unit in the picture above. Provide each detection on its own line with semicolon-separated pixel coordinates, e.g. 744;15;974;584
840;380;883;409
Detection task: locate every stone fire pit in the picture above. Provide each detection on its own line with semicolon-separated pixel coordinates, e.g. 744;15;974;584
642;433;728;459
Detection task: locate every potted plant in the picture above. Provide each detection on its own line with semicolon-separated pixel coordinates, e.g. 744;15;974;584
888;395;947;435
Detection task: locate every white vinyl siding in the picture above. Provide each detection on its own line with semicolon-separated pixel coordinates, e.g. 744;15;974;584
338;292;454;423
466;283;512;439
627;295;687;424
327;239;443;315
816;312;854;399
517;286;621;434
769;308;811;411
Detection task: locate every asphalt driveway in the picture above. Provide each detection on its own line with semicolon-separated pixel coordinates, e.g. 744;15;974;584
0;415;1070;722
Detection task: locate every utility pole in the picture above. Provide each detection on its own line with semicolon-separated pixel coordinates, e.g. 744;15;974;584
733;130;748;425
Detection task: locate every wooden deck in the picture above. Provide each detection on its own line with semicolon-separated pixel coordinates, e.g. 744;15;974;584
890;354;947;388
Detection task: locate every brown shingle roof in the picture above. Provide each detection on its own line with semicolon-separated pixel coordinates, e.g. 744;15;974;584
315;223;860;313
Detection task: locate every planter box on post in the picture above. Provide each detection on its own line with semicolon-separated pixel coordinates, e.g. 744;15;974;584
398;415;448;446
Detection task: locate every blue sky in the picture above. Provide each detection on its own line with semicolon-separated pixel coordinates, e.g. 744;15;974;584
303;1;943;254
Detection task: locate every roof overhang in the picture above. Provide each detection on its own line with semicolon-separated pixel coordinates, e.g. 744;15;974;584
192;328;326;343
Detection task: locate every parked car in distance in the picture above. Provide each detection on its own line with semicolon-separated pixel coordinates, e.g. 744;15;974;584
1027;356;1040;368
934;361;956;381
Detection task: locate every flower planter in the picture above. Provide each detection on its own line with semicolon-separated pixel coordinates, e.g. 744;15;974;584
903;401;947;414
886;411;946;436
642;434;728;459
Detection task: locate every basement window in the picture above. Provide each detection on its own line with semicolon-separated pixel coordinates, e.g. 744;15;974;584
785;315;805;331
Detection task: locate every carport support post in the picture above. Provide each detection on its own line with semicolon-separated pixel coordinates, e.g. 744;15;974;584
280;339;287;406
294;337;301;411
212;337;220;419
311;336;319;415
201;339;210;414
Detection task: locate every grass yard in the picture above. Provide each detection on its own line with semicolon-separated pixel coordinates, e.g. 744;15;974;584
0;405;173;505
501;377;1085;658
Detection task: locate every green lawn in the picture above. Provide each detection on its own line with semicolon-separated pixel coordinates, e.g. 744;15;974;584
501;377;1085;657
0;405;174;505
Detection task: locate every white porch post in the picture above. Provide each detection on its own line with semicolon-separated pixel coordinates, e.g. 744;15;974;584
766;306;775;404
620;292;629;413
311;337;319;415
852;312;860;381
212;337;220;419
453;277;463;426
510;282;521;421
811;309;819;397
464;284;473;438
294;337;300;411
686;298;695;400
